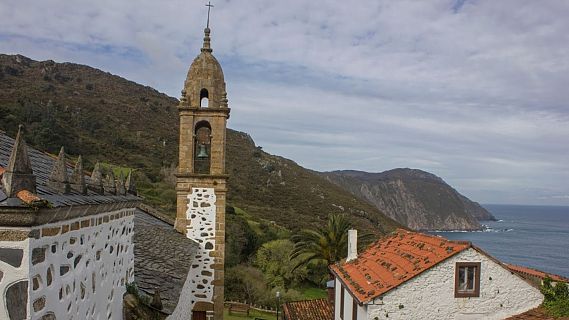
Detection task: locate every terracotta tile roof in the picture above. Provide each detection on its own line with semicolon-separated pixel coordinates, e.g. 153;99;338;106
505;307;569;320
330;228;471;303
282;299;333;320
16;189;41;204
506;264;569;283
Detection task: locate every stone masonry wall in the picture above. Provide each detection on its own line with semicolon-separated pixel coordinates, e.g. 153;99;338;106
26;208;135;320
168;187;217;320
366;248;543;320
0;237;30;320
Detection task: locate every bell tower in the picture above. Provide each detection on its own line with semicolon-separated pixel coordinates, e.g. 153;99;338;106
175;23;229;320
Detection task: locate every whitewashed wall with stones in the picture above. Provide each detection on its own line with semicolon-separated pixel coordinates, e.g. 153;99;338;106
26;208;135;320
168;187;216;320
0;238;30;320
365;248;543;320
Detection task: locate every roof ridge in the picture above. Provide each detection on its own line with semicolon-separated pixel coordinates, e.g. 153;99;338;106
331;230;471;304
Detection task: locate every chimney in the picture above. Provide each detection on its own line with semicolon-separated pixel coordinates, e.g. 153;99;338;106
347;229;358;262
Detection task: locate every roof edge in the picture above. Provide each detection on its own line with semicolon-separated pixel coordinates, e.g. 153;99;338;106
331;241;472;304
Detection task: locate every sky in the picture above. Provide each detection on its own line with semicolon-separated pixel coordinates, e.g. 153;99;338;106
0;0;568;206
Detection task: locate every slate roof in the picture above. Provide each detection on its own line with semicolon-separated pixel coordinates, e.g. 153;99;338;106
0;131;138;207
133;209;199;314
282;299;333;320
330;228;471;303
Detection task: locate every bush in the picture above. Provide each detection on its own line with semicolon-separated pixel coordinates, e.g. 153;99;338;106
225;265;266;304
541;277;569;317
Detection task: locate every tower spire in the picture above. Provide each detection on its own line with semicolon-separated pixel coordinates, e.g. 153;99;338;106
202;1;214;53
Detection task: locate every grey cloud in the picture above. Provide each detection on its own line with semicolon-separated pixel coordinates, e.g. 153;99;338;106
1;0;568;205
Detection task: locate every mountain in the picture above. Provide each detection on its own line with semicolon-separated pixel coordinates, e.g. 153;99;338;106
0;54;400;234
321;169;495;231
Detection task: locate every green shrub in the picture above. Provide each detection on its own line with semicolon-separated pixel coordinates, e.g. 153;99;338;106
541;277;569;317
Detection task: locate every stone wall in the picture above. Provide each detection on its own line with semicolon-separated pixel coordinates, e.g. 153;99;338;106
0;208;135;320
168;187;217;320
0;237;30;319
365;248;543;320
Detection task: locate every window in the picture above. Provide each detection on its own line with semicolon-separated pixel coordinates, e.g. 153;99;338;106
200;88;209;108
455;262;481;297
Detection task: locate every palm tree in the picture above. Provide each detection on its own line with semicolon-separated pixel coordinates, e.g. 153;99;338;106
289;213;375;277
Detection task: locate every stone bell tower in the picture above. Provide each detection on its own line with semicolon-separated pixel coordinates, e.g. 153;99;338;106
175;25;229;320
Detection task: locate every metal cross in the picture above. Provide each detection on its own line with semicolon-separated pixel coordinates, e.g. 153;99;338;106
206;1;214;28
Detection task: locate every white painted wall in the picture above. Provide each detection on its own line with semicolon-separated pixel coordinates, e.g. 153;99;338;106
0;237;30;320
27;208;135;320
168;187;217;320
334;278;367;320
364;248;543;320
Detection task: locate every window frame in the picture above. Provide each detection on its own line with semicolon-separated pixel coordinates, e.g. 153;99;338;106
454;262;481;298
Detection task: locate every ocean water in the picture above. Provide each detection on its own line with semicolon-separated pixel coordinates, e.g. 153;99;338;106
431;204;569;278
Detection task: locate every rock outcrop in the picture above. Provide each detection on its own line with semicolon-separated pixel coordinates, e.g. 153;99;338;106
322;169;495;231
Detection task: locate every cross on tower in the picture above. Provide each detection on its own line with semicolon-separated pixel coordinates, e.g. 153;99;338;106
206;1;214;28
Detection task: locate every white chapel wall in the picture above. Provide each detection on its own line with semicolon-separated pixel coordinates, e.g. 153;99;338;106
366;248;543;320
26;208;135;320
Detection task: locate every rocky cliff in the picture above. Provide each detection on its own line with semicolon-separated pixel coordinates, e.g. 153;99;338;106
321;169;495;231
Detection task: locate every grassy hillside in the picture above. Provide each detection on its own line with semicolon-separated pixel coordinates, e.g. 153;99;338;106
0;54;399;234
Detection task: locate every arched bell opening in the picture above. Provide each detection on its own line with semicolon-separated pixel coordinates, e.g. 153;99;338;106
194;121;211;174
200;88;209;108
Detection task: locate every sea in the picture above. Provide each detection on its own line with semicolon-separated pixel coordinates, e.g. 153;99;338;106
431;204;569;278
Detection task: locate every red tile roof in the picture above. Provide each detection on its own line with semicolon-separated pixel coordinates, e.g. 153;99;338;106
282;299;333;320
330;229;471;303
505;307;569;320
506;264;569;283
16;189;41;204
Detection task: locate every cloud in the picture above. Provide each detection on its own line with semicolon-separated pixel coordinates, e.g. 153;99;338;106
1;0;568;205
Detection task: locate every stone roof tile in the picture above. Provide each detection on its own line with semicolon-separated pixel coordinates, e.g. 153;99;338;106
0;131;139;208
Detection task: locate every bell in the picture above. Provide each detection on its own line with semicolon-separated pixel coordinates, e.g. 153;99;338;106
196;144;209;159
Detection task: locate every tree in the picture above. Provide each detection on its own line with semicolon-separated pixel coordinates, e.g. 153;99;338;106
254;239;308;289
289;213;375;278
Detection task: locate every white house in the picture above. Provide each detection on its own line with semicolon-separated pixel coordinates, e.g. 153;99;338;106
330;229;544;320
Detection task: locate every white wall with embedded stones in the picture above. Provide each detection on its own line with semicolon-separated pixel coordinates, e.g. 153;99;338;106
363;248;543;320
25;208;135;320
0;238;30;320
168;187;217;320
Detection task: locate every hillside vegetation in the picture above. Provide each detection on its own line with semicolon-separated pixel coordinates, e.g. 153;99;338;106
0;53;399;234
